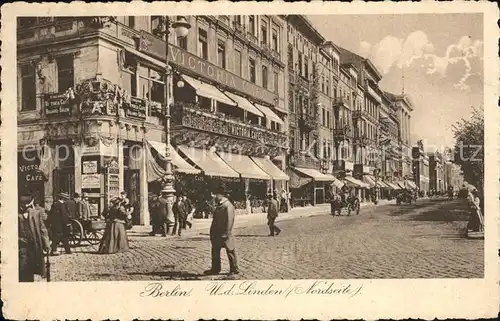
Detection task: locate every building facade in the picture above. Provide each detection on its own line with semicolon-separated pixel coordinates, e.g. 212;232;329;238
428;152;445;193
412;141;430;195
17;15;290;225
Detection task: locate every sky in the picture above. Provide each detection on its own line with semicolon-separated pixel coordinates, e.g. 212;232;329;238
308;14;484;152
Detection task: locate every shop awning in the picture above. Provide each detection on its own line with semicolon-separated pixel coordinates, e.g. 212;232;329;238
178;146;239;178
218;152;270;180
377;180;389;188
181;75;236;106
294;167;336;182
395;181;406;189
362;175;377;188
405;180;418;190
147;140;201;175
330;178;345;189
386;182;401;190
344;176;369;188
250;157;289;181
223;91;264;117
254;103;285;125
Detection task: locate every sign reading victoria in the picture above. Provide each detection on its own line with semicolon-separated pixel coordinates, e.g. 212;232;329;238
137;31;278;106
44;93;72;117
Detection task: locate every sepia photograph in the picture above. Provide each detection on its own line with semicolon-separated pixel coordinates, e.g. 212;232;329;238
1;2;498;320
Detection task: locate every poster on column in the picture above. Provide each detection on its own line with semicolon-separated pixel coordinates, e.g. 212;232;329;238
81;174;101;189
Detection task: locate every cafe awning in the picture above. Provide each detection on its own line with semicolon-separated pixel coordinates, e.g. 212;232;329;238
344;176;369;188
181;75;236;106
250;156;289;181
217;152;270;180
395;181;406;189
147;140;201;175
362;175;377;188
254;103;285;125
385;182;401;190
178;146;239;178
405;180;418;190
293;167;336;182
377;180;389;188
223;91;264;117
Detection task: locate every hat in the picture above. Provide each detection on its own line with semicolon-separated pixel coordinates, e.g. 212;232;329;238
73;193;80;198
110;197;121;204
57;192;70;200
212;181;228;195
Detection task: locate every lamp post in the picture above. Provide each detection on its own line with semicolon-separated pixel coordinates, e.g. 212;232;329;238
156;16;191;216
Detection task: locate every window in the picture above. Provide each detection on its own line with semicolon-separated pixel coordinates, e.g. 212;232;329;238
126;16;135;28
138;65;164;103
234;49;242;76
20;64;36;111
327;111;330;128
273;71;279;94
305;60;309;79
249;58;256;83
326;80;329;96
321;76;325;93
235;15;242;25
151;16;162;37
217;40;226;69
18;17;37;28
298;52;302;75
262;65;268;89
272;28;278;51
177;36;187;50
57;55;74;92
249;15;255;35
261;21;268;44
198;28;208;59
322;108;326;126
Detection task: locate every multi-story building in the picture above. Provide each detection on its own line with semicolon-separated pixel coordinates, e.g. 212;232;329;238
384;91;414;183
17;15;290;225
412;141;430;194
285;15;340;206
428;152;445;193
444;161;464;190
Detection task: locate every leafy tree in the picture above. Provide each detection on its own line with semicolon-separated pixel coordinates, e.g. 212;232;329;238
452;107;484;193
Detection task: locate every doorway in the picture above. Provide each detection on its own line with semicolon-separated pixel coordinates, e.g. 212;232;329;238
124;169;140;225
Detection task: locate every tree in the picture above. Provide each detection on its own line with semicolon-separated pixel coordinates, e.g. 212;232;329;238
452;107;484;192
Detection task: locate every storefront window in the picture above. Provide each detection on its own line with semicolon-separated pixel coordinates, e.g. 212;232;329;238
20;64;36;111
198;28;208;59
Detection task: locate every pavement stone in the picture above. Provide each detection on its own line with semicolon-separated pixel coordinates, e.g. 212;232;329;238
47;198;483;281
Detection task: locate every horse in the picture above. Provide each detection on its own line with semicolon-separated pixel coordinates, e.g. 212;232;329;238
330;193;360;216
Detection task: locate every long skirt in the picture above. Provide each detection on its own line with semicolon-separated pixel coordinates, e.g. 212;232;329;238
98;221;129;254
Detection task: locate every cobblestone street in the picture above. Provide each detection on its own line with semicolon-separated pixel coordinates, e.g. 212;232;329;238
48;198;483;281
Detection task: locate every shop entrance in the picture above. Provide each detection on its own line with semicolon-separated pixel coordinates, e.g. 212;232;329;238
124;169;141;225
53;168;75;199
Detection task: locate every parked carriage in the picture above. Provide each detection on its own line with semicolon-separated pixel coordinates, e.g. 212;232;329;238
68;217;106;247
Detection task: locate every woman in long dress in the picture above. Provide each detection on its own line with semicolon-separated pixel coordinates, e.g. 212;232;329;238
98;198;130;254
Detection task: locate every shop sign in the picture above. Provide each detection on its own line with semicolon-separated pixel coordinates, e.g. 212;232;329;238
82;174;101;189
18;164;46;183
106;173;120;199
82;143;100;155
44;93;72;117
138;31;278;106
104;157;119;174
88;201;100;217
124;97;147;119
82;161;98;174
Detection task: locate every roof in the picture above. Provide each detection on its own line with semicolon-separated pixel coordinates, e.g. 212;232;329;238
384;91;415;112
337;46;383;81
286;15;325;45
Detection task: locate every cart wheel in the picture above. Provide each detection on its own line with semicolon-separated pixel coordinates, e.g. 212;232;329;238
87;230;103;245
68;219;83;247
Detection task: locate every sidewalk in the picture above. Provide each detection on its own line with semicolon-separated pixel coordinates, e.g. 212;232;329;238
129;199;395;236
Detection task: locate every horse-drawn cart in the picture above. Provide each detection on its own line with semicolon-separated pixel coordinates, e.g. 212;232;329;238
68;217;106;247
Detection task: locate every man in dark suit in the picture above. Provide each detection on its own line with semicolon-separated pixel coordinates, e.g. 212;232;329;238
65;193;80;219
48;193;72;255
204;182;239;275
267;193;281;236
172;194;188;236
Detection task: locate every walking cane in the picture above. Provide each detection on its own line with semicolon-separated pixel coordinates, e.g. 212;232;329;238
45;251;51;282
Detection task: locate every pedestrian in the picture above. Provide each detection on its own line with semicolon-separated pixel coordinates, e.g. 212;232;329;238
65;193;80;219
280;189;288;212
182;195;194;229
79;193;92;220
148;193;161;236
47;193;72;256
204;182;239;275
173;194;188;236
267;193;281;236
18;202;50;282
99;197;130;254
288;190;293;209
467;189;484;232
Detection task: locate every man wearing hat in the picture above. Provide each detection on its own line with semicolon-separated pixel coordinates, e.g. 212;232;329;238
172;192;188;237
66;193;81;220
47;192;72;255
204;182;239;275
267;193;281;236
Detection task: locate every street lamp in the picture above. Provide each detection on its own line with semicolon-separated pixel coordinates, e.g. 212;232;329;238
157;16;191;222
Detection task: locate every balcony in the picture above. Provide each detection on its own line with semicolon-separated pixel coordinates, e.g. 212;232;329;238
171;102;287;149
353;135;369;147
298;112;318;131
247;31;259;49
233;21;246;39
333;126;351;141
332;97;348;108
289;151;321;169
296;75;309;90
352;109;369;119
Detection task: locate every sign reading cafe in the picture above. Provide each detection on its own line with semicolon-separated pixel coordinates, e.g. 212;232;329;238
124;96;147;119
137;31;278;107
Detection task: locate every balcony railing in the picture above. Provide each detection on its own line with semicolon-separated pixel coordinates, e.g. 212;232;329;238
290;152;321;169
299;112;318;131
333;126;351;140
353;109;369;119
247;32;259;47
233;21;245;36
171;102;287;149
353;135;369;147
332;97;348;108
